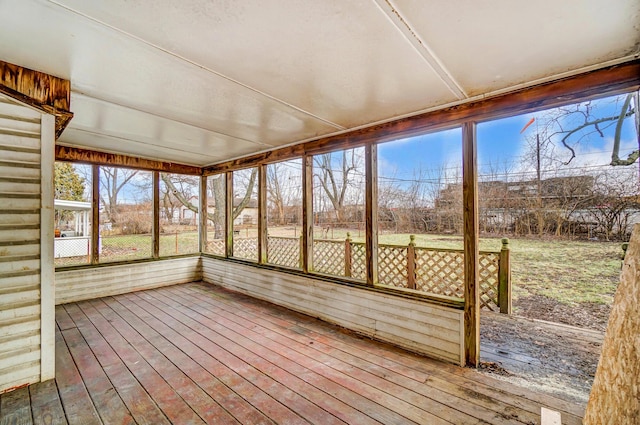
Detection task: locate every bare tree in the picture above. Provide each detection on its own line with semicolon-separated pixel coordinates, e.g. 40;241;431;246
535;92;638;167
582;169;639;241
313;150;363;223
99;167;139;226
266;161;301;226
160;170;257;239
159;174;199;225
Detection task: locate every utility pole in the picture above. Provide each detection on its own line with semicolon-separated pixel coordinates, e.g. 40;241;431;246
536;133;543;237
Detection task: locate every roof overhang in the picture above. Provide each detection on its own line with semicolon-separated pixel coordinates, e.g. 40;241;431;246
1;0;638;167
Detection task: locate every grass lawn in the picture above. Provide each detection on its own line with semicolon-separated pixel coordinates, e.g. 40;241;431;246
271;228;623;306
376;232;622;306
62;227;624;309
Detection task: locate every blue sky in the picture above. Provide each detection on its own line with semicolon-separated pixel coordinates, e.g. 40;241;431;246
378;93;638;185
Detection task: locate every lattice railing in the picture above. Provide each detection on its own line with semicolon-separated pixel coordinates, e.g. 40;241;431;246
378;244;409;288
268;236;300;268
213;233;511;313
233;237;258;261
206;239;225;256
313;239;345;275
414;248;465;298
350;242;366;280
479;252;500;311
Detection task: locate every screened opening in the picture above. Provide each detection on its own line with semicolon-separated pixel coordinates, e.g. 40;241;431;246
231;168;259;261
376;128;464;298
311;148;366;280
266;159;303;269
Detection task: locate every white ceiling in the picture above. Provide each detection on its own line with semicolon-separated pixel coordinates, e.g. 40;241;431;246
0;0;638;166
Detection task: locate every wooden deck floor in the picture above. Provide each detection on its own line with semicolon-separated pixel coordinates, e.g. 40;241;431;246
0;282;586;424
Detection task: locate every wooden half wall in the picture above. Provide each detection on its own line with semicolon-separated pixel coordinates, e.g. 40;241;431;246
55;257;202;305
201;256;465;365
0;94;55;393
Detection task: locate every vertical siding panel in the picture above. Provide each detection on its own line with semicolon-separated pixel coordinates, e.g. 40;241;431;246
40;113;55;380
0;94;43;393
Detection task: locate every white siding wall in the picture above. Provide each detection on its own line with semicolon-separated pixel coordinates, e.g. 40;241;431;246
0;95;45;392
55;257;202;305
202;257;464;365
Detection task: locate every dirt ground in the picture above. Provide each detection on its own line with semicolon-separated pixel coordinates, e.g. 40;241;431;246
479;300;606;404
514;295;611;332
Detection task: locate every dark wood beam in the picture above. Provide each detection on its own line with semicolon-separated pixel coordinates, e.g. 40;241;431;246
0;60;73;139
462;122;479;367
199;176;208;253
152;171;160;258
365;144;378;286
301;155;314;273
225;172;233;258
91;165;100;265
258;164;268;264
204;60;640;175
55;145;202;175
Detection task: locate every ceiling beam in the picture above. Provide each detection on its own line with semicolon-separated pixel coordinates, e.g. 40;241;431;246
0;60;73;139
55;145;202;175
204;59;640;175
372;0;467;99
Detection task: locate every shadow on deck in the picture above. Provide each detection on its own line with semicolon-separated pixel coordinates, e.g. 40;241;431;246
1;282;586;424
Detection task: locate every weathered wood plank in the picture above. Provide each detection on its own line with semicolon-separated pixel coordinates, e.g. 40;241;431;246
0;387;32;425
198;175;207;253
119;292;319;425
0;60;72;138
365;144;378;286
167;285;514;424
100;296;278;425
54;306;75;332
82;299;244;425
54;257;201;304
91;165;99;264
302;155;313;273
462;122;479;367
258;164;267;264
54;327;102;425
187;283;584;424
201;259;463;355
170;285;538;424
29;380;68;425
55;145;201;175
153;171;160;258
63;304;172;425
60;326;136;425
145;288;409;425
225;172;233;258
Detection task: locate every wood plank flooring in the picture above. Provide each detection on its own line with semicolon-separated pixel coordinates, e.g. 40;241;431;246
0;282;586;424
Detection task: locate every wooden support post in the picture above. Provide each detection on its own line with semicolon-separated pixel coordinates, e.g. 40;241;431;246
152;171;160;258
302;155;314;273
499;238;512;314
225;172;233;258
299;235;304;269
199;175;207;253
40;113;55;380
463;121;480;367
407;235;416;290
258;164;268;264
91;165;100;264
365;144;378;286
345;233;352;277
